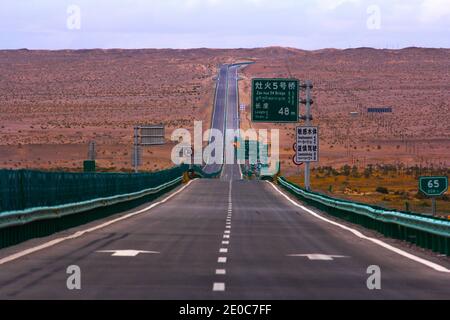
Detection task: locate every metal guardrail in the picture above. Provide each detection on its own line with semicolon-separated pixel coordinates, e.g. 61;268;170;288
0;164;222;249
0;166;188;212
0;176;182;230
277;176;450;255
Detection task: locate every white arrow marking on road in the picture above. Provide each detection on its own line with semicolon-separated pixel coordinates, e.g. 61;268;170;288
97;250;159;257
287;254;348;261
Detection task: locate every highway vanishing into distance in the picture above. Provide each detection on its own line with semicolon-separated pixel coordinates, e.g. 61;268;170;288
0;65;449;299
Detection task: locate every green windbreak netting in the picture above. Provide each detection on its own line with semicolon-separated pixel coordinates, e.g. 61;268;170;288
0;165;188;213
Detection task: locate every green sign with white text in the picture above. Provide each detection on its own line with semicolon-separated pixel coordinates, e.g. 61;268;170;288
252;78;299;122
419;176;448;196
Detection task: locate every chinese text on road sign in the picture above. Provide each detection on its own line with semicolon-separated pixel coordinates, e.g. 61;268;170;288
296;126;319;163
252;78;299;122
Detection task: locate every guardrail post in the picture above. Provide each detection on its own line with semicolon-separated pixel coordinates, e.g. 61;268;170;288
416;231;422;247
431;235;438;253
439;236;446;255
18;170;26;210
445;238;450;257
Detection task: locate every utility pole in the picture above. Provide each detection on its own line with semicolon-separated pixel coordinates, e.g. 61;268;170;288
304;80;313;191
133;127;139;173
88;141;96;161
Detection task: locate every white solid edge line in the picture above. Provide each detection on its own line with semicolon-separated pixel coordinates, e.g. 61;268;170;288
0;179;197;266
267;181;450;274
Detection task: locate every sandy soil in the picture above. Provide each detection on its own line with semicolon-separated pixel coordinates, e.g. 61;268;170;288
0;47;449;173
237;47;450;176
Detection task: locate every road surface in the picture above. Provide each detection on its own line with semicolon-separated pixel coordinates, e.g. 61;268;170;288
203;65;228;175
0;64;449;299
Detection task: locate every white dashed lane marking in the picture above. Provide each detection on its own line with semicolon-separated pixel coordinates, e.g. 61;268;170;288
213;179;234;292
218;257;227;263
213;283;225;291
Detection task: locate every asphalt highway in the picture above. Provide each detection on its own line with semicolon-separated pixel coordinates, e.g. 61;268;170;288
203;65;228;175
0;65;449;299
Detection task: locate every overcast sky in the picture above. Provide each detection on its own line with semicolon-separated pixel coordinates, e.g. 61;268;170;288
1;0;449;50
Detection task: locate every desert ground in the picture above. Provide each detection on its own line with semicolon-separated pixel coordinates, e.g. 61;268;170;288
0;47;449;175
0;49;228;171
237;47;450;177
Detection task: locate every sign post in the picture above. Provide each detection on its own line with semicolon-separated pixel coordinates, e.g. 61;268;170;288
419;176;448;216
250;78;316;190
304;81;313;190
295;81;315;190
133;127;140;173
84;141;96;172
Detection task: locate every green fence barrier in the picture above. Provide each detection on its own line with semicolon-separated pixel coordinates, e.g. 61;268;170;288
0;164;225;249
0;176;183;249
0;165;188;213
277;176;450;256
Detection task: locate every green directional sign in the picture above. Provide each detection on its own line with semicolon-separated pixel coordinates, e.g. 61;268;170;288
419;176;448;196
252;78;299;123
